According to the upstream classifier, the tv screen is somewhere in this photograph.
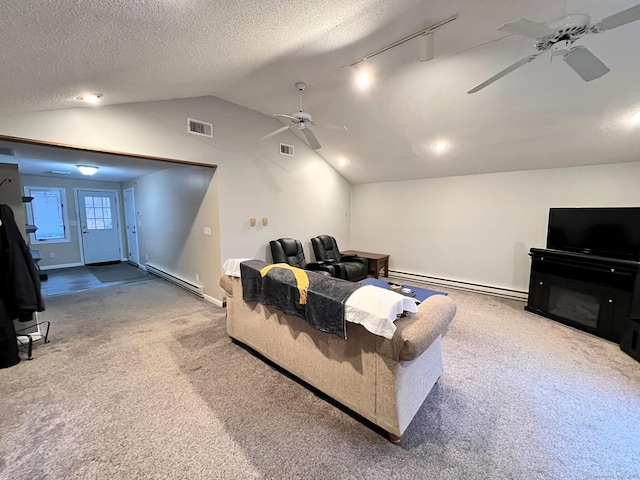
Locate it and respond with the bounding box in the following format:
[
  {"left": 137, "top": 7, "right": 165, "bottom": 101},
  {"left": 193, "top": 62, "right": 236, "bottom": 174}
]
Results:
[{"left": 547, "top": 207, "right": 640, "bottom": 261}]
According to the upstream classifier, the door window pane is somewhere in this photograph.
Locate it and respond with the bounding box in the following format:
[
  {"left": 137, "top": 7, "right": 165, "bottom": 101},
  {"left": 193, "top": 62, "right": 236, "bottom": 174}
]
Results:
[{"left": 85, "top": 196, "right": 113, "bottom": 230}]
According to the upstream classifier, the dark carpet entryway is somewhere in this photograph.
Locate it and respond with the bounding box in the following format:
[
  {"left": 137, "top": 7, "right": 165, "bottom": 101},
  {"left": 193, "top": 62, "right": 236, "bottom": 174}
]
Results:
[
  {"left": 40, "top": 262, "right": 154, "bottom": 297},
  {"left": 87, "top": 262, "right": 152, "bottom": 283}
]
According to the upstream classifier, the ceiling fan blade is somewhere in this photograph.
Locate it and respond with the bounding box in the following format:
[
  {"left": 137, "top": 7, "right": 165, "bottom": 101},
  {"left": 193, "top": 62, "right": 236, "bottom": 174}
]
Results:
[
  {"left": 467, "top": 54, "right": 540, "bottom": 94},
  {"left": 301, "top": 127, "right": 321, "bottom": 150},
  {"left": 498, "top": 19, "right": 554, "bottom": 39},
  {"left": 260, "top": 125, "right": 290, "bottom": 141},
  {"left": 562, "top": 46, "right": 610, "bottom": 82},
  {"left": 312, "top": 121, "right": 348, "bottom": 131},
  {"left": 595, "top": 4, "right": 640, "bottom": 31},
  {"left": 273, "top": 113, "right": 299, "bottom": 121}
]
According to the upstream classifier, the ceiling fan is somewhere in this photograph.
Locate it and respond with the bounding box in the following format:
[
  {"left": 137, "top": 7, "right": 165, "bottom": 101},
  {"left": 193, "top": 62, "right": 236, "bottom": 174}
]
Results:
[
  {"left": 261, "top": 82, "right": 346, "bottom": 150},
  {"left": 468, "top": 3, "right": 640, "bottom": 93}
]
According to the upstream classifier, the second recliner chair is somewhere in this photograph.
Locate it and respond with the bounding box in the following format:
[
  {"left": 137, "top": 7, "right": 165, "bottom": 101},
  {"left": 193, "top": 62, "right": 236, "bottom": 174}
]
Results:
[
  {"left": 269, "top": 238, "right": 338, "bottom": 277},
  {"left": 310, "top": 235, "right": 368, "bottom": 282}
]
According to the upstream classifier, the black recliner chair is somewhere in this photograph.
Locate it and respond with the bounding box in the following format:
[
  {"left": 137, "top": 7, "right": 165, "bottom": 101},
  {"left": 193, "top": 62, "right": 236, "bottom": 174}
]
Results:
[
  {"left": 310, "top": 235, "right": 368, "bottom": 282},
  {"left": 269, "top": 238, "right": 337, "bottom": 277}
]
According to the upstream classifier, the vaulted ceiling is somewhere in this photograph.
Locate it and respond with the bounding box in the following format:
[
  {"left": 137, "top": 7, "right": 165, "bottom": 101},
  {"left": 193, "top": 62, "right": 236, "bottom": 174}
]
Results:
[{"left": 2, "top": 0, "right": 640, "bottom": 184}]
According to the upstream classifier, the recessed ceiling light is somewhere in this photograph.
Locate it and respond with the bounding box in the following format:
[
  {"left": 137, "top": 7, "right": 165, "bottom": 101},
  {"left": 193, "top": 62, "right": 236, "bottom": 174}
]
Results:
[
  {"left": 337, "top": 157, "right": 348, "bottom": 167},
  {"left": 77, "top": 165, "right": 99, "bottom": 176},
  {"left": 355, "top": 70, "right": 371, "bottom": 89},
  {"left": 433, "top": 141, "right": 449, "bottom": 153},
  {"left": 630, "top": 112, "right": 640, "bottom": 126},
  {"left": 77, "top": 93, "right": 103, "bottom": 104}
]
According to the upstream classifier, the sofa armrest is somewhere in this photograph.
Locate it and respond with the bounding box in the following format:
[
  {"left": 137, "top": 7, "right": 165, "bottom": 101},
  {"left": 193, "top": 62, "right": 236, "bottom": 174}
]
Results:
[
  {"left": 220, "top": 275, "right": 235, "bottom": 297},
  {"left": 376, "top": 295, "right": 456, "bottom": 361}
]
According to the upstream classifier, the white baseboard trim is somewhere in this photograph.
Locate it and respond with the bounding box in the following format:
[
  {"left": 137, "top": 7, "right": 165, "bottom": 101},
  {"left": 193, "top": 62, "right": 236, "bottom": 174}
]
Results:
[
  {"left": 204, "top": 294, "right": 224, "bottom": 307},
  {"left": 39, "top": 262, "right": 83, "bottom": 271},
  {"left": 389, "top": 270, "right": 528, "bottom": 301}
]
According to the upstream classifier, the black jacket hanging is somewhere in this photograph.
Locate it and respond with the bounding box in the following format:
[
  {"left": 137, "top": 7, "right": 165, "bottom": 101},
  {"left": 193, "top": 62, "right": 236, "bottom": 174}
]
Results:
[
  {"left": 0, "top": 204, "right": 45, "bottom": 320},
  {"left": 0, "top": 295, "right": 20, "bottom": 368}
]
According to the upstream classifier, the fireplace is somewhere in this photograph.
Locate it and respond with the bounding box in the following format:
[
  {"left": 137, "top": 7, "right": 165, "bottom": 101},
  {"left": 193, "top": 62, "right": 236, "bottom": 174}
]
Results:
[
  {"left": 548, "top": 286, "right": 599, "bottom": 330},
  {"left": 525, "top": 248, "right": 639, "bottom": 342}
]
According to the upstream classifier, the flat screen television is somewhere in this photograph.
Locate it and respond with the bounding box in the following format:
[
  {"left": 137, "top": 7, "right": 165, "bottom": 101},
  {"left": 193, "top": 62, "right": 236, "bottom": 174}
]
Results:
[{"left": 547, "top": 207, "right": 640, "bottom": 261}]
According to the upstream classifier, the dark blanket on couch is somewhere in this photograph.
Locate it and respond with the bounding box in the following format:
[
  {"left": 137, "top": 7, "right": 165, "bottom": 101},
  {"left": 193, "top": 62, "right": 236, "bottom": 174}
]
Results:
[{"left": 240, "top": 259, "right": 360, "bottom": 339}]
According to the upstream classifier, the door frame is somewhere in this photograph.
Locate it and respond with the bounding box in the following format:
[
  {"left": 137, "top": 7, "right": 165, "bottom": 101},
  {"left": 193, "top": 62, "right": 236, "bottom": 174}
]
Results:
[
  {"left": 123, "top": 187, "right": 140, "bottom": 266},
  {"left": 74, "top": 187, "right": 125, "bottom": 265}
]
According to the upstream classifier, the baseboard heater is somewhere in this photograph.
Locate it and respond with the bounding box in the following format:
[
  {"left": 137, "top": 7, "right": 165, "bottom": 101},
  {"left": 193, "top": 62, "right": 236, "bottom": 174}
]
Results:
[
  {"left": 389, "top": 270, "right": 527, "bottom": 301},
  {"left": 145, "top": 263, "right": 204, "bottom": 297}
]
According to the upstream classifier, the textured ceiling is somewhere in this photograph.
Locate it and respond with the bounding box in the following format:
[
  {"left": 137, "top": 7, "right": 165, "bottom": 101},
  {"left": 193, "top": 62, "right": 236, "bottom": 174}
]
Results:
[{"left": 1, "top": 0, "right": 640, "bottom": 184}]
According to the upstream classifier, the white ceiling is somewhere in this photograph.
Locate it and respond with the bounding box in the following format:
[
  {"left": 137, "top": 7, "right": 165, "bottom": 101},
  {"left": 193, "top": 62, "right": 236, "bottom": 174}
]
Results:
[{"left": 1, "top": 0, "right": 640, "bottom": 184}]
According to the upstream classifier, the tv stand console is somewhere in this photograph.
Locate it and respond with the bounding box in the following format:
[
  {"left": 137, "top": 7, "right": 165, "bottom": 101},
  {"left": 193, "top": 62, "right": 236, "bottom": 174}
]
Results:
[{"left": 526, "top": 248, "right": 640, "bottom": 356}]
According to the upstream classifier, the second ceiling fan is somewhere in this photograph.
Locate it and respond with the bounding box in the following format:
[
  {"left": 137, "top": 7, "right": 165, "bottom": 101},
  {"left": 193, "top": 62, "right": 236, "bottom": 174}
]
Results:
[{"left": 468, "top": 3, "right": 640, "bottom": 93}]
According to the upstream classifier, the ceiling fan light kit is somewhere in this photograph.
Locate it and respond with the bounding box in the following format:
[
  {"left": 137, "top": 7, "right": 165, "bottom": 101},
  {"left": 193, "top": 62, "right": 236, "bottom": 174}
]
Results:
[{"left": 468, "top": 4, "right": 640, "bottom": 93}]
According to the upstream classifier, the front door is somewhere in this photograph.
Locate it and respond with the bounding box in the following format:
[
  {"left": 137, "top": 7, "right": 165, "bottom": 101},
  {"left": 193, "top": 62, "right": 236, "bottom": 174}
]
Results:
[
  {"left": 123, "top": 187, "right": 140, "bottom": 266},
  {"left": 76, "top": 189, "right": 121, "bottom": 264}
]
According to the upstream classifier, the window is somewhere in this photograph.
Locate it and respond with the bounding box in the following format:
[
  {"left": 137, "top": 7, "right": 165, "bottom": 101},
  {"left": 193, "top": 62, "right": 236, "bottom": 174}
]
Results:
[{"left": 24, "top": 186, "right": 70, "bottom": 243}]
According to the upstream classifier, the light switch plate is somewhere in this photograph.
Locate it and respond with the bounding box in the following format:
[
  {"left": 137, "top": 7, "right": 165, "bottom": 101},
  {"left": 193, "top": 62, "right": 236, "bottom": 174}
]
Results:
[{"left": 204, "top": 227, "right": 212, "bottom": 236}]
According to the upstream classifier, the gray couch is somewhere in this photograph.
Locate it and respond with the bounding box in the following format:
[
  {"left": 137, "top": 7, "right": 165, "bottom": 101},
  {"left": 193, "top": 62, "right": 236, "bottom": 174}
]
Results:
[{"left": 220, "top": 273, "right": 457, "bottom": 442}]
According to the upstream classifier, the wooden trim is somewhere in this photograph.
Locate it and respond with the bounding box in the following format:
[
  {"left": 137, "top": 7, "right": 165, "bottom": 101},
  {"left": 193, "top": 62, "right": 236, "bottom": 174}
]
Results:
[{"left": 0, "top": 134, "right": 217, "bottom": 169}]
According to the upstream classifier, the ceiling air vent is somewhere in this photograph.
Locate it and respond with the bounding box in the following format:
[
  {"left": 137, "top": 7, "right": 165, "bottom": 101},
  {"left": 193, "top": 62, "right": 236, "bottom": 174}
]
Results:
[
  {"left": 280, "top": 143, "right": 294, "bottom": 156},
  {"left": 187, "top": 118, "right": 213, "bottom": 138}
]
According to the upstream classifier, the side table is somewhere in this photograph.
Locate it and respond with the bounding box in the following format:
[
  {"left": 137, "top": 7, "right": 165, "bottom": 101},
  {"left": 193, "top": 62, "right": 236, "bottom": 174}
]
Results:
[{"left": 341, "top": 250, "right": 390, "bottom": 279}]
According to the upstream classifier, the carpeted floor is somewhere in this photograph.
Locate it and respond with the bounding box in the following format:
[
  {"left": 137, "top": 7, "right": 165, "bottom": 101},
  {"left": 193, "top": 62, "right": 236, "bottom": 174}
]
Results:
[{"left": 1, "top": 279, "right": 638, "bottom": 479}]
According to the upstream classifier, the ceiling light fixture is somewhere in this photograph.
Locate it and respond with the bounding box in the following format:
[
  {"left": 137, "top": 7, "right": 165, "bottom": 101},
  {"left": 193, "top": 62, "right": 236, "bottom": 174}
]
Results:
[
  {"left": 77, "top": 165, "right": 99, "bottom": 176},
  {"left": 630, "top": 112, "right": 640, "bottom": 126},
  {"left": 77, "top": 93, "right": 103, "bottom": 104},
  {"left": 433, "top": 142, "right": 449, "bottom": 153},
  {"left": 419, "top": 33, "right": 435, "bottom": 62},
  {"left": 337, "top": 157, "right": 348, "bottom": 167},
  {"left": 356, "top": 70, "right": 371, "bottom": 89},
  {"left": 347, "top": 14, "right": 457, "bottom": 68}
]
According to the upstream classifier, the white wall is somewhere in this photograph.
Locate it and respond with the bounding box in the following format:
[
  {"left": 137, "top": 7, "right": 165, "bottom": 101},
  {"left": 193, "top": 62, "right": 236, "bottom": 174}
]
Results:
[
  {"left": 122, "top": 164, "right": 220, "bottom": 296},
  {"left": 352, "top": 162, "right": 640, "bottom": 293},
  {"left": 0, "top": 96, "right": 352, "bottom": 301}
]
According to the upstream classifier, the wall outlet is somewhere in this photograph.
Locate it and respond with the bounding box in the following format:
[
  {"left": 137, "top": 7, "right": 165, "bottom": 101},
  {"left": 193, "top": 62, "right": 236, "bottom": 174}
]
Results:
[
  {"left": 195, "top": 273, "right": 200, "bottom": 282},
  {"left": 145, "top": 254, "right": 149, "bottom": 261},
  {"left": 250, "top": 218, "right": 256, "bottom": 227},
  {"left": 262, "top": 217, "right": 268, "bottom": 226},
  {"left": 204, "top": 227, "right": 212, "bottom": 236},
  {"left": 49, "top": 252, "right": 55, "bottom": 258}
]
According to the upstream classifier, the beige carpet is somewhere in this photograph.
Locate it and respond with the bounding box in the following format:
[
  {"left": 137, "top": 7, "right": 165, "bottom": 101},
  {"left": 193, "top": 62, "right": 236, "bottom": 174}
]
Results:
[{"left": 1, "top": 278, "right": 639, "bottom": 479}]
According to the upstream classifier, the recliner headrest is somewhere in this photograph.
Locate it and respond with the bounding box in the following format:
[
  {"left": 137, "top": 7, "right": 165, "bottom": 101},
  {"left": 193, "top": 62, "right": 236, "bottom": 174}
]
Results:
[{"left": 279, "top": 238, "right": 300, "bottom": 256}]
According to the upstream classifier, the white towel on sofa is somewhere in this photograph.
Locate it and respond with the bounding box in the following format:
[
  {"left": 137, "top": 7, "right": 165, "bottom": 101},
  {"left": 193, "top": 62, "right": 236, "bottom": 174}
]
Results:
[
  {"left": 222, "top": 258, "right": 417, "bottom": 339},
  {"left": 344, "top": 285, "right": 418, "bottom": 339}
]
